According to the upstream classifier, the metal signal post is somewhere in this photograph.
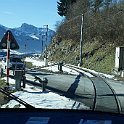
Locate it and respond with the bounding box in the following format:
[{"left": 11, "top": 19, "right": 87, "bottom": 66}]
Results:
[
  {"left": 43, "top": 25, "right": 48, "bottom": 51},
  {"left": 0, "top": 30, "right": 19, "bottom": 89}
]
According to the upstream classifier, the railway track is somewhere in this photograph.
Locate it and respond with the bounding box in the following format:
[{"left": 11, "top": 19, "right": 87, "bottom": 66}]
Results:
[{"left": 65, "top": 64, "right": 122, "bottom": 114}]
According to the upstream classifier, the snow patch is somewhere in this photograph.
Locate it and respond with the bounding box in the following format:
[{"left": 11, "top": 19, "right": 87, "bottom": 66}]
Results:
[
  {"left": 25, "top": 57, "right": 79, "bottom": 75},
  {"left": 25, "top": 57, "right": 116, "bottom": 77},
  {"left": 82, "top": 67, "right": 115, "bottom": 79},
  {"left": 1, "top": 76, "right": 89, "bottom": 109},
  {"left": 30, "top": 35, "right": 39, "bottom": 40}
]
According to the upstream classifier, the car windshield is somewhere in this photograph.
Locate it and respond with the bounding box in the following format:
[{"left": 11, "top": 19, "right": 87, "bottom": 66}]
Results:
[{"left": 0, "top": 0, "right": 124, "bottom": 116}]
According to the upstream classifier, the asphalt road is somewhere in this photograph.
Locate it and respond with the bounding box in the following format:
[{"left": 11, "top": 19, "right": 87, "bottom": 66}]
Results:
[
  {"left": 26, "top": 70, "right": 124, "bottom": 114},
  {"left": 91, "top": 77, "right": 120, "bottom": 113},
  {"left": 2, "top": 68, "right": 124, "bottom": 113},
  {"left": 26, "top": 71, "right": 95, "bottom": 107}
]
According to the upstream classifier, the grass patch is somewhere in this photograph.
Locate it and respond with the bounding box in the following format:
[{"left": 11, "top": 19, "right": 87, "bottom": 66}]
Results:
[
  {"left": 47, "top": 39, "right": 116, "bottom": 74},
  {"left": 0, "top": 79, "right": 9, "bottom": 107},
  {"left": 25, "top": 62, "right": 33, "bottom": 69},
  {"left": 0, "top": 78, "right": 6, "bottom": 88},
  {"left": 82, "top": 41, "right": 115, "bottom": 74}
]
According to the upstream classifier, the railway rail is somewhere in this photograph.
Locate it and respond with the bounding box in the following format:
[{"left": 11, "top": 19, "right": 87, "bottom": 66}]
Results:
[{"left": 64, "top": 64, "right": 122, "bottom": 114}]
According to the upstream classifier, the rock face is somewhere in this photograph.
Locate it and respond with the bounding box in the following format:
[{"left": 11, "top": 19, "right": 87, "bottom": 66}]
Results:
[{"left": 0, "top": 23, "right": 55, "bottom": 54}]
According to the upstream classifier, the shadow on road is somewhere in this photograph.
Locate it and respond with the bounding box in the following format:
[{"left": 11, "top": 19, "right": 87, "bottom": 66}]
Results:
[{"left": 64, "top": 73, "right": 81, "bottom": 98}]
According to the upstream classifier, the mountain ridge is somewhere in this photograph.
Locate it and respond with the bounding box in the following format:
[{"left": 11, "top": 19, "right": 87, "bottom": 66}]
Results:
[{"left": 0, "top": 23, "right": 55, "bottom": 54}]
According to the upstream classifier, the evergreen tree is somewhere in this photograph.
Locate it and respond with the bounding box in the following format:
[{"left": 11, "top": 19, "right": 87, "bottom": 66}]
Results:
[
  {"left": 57, "top": 0, "right": 67, "bottom": 16},
  {"left": 90, "top": 0, "right": 103, "bottom": 12},
  {"left": 94, "top": 0, "right": 103, "bottom": 12},
  {"left": 104, "top": 0, "right": 112, "bottom": 9},
  {"left": 57, "top": 0, "right": 76, "bottom": 16}
]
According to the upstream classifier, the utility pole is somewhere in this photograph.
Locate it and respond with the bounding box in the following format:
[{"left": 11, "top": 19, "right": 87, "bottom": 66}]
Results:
[
  {"left": 43, "top": 25, "right": 48, "bottom": 51},
  {"left": 39, "top": 33, "right": 43, "bottom": 53},
  {"left": 43, "top": 25, "right": 48, "bottom": 66},
  {"left": 79, "top": 14, "right": 84, "bottom": 67},
  {"left": 41, "top": 35, "right": 44, "bottom": 53}
]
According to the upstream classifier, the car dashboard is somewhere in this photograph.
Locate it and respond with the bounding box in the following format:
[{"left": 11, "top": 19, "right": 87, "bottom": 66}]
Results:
[{"left": 0, "top": 109, "right": 124, "bottom": 124}]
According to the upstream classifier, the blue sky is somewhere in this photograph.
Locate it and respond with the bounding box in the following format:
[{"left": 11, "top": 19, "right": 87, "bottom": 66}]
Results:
[{"left": 0, "top": 0, "right": 63, "bottom": 30}]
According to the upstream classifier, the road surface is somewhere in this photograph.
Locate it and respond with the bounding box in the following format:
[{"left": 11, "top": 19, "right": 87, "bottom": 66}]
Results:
[{"left": 26, "top": 70, "right": 124, "bottom": 114}]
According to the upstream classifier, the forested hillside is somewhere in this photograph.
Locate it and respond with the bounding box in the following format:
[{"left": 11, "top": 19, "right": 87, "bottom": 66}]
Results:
[
  {"left": 46, "top": 0, "right": 124, "bottom": 74},
  {"left": 56, "top": 0, "right": 124, "bottom": 44}
]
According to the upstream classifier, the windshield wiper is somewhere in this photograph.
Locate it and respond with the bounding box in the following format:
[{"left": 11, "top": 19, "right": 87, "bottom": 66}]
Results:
[{"left": 0, "top": 88, "right": 34, "bottom": 108}]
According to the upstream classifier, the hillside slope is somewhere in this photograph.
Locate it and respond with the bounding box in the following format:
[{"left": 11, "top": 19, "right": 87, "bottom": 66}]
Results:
[
  {"left": 47, "top": 38, "right": 116, "bottom": 74},
  {"left": 45, "top": 0, "right": 124, "bottom": 74}
]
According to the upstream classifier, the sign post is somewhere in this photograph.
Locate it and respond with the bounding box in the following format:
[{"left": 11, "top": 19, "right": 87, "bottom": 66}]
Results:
[{"left": 0, "top": 30, "right": 19, "bottom": 89}]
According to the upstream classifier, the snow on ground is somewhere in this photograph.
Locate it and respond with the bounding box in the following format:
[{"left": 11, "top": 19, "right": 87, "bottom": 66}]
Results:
[
  {"left": 25, "top": 57, "right": 115, "bottom": 78},
  {"left": 2, "top": 89, "right": 89, "bottom": 109},
  {"left": 82, "top": 67, "right": 115, "bottom": 79},
  {"left": 42, "top": 65, "right": 79, "bottom": 75},
  {"left": 25, "top": 57, "right": 79, "bottom": 75},
  {"left": 25, "top": 57, "right": 45, "bottom": 67},
  {"left": 1, "top": 77, "right": 89, "bottom": 109}
]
